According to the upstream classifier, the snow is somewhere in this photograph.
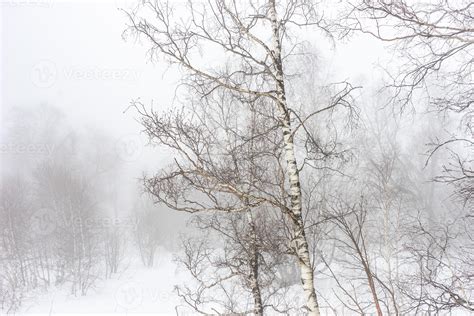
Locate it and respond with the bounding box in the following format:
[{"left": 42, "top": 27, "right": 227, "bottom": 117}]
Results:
[{"left": 16, "top": 250, "right": 186, "bottom": 315}]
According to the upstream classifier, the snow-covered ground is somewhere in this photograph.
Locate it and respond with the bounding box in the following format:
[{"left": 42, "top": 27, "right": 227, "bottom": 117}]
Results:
[{"left": 16, "top": 250, "right": 186, "bottom": 315}]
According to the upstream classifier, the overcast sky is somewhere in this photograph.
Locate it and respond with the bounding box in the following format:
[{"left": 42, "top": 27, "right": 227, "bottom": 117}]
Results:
[
  {"left": 1, "top": 0, "right": 391, "bottom": 177},
  {"left": 3, "top": 0, "right": 181, "bottom": 134}
]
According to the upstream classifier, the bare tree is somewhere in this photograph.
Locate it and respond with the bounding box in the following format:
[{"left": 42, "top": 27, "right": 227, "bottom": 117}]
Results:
[
  {"left": 343, "top": 0, "right": 473, "bottom": 206},
  {"left": 172, "top": 99, "right": 311, "bottom": 315},
  {"left": 34, "top": 161, "right": 102, "bottom": 296},
  {"left": 322, "top": 197, "right": 386, "bottom": 316},
  {"left": 335, "top": 3, "right": 474, "bottom": 312},
  {"left": 0, "top": 105, "right": 138, "bottom": 309},
  {"left": 103, "top": 226, "right": 126, "bottom": 278},
  {"left": 0, "top": 176, "right": 33, "bottom": 313},
  {"left": 124, "top": 1, "right": 356, "bottom": 313},
  {"left": 318, "top": 101, "right": 474, "bottom": 315},
  {"left": 399, "top": 211, "right": 474, "bottom": 313},
  {"left": 175, "top": 207, "right": 295, "bottom": 315},
  {"left": 133, "top": 195, "right": 163, "bottom": 268}
]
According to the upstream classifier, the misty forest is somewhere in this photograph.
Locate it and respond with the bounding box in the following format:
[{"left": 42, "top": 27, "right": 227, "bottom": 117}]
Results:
[{"left": 1, "top": 0, "right": 473, "bottom": 315}]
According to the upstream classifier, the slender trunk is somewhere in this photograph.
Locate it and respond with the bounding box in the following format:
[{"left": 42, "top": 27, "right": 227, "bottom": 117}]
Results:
[
  {"left": 364, "top": 262, "right": 383, "bottom": 316},
  {"left": 245, "top": 109, "right": 264, "bottom": 316},
  {"left": 148, "top": 247, "right": 154, "bottom": 267},
  {"left": 268, "top": 1, "right": 320, "bottom": 314},
  {"left": 8, "top": 208, "right": 26, "bottom": 286},
  {"left": 350, "top": 232, "right": 383, "bottom": 316},
  {"left": 246, "top": 211, "right": 264, "bottom": 316},
  {"left": 382, "top": 200, "right": 400, "bottom": 315}
]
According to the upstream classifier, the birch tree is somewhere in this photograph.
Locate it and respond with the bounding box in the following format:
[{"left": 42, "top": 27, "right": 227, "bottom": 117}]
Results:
[
  {"left": 173, "top": 107, "right": 303, "bottom": 315},
  {"left": 175, "top": 208, "right": 293, "bottom": 315},
  {"left": 125, "top": 1, "right": 356, "bottom": 314}
]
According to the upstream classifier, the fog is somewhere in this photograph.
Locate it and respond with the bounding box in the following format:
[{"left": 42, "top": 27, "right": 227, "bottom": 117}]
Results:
[{"left": 1, "top": 0, "right": 472, "bottom": 315}]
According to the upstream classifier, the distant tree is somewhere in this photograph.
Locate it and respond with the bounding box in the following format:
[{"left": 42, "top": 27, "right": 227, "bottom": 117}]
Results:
[
  {"left": 338, "top": 3, "right": 474, "bottom": 312},
  {"left": 1, "top": 105, "right": 130, "bottom": 307},
  {"left": 103, "top": 226, "right": 126, "bottom": 278},
  {"left": 320, "top": 102, "right": 474, "bottom": 315},
  {"left": 345, "top": 0, "right": 473, "bottom": 206},
  {"left": 133, "top": 195, "right": 163, "bottom": 268},
  {"left": 34, "top": 161, "right": 101, "bottom": 296},
  {"left": 400, "top": 211, "right": 474, "bottom": 313},
  {"left": 0, "top": 176, "right": 32, "bottom": 313}
]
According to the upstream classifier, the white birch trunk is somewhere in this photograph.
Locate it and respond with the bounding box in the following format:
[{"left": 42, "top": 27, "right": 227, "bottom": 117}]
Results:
[
  {"left": 246, "top": 110, "right": 264, "bottom": 316},
  {"left": 268, "top": 1, "right": 320, "bottom": 314},
  {"left": 246, "top": 211, "right": 264, "bottom": 316}
]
